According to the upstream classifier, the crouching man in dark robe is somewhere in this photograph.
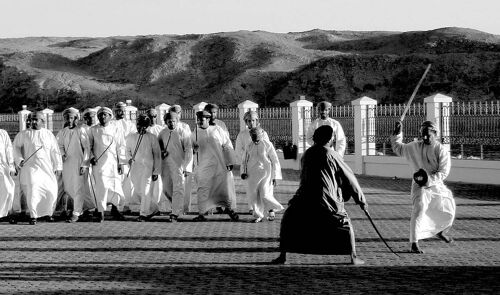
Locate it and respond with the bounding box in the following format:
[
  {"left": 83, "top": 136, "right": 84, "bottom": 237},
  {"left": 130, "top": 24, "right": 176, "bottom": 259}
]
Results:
[{"left": 272, "top": 125, "right": 367, "bottom": 265}]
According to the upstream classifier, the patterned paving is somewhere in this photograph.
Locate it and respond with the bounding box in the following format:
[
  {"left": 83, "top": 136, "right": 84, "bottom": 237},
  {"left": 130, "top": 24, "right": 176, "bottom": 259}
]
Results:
[{"left": 0, "top": 169, "right": 498, "bottom": 294}]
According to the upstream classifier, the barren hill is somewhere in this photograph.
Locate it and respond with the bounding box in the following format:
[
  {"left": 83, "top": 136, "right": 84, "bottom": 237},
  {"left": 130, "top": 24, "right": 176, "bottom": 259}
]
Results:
[{"left": 0, "top": 27, "right": 499, "bottom": 111}]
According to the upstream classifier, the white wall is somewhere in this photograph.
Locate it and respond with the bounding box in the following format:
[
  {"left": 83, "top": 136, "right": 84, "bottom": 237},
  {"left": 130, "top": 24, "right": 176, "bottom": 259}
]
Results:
[{"left": 278, "top": 152, "right": 500, "bottom": 185}]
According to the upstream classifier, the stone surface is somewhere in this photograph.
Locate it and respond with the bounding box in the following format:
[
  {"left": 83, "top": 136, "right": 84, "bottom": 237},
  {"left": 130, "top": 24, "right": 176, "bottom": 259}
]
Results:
[{"left": 0, "top": 169, "right": 498, "bottom": 294}]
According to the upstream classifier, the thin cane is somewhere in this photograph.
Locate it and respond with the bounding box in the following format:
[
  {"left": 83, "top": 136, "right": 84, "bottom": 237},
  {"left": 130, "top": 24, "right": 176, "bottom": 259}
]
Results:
[
  {"left": 95, "top": 138, "right": 114, "bottom": 163},
  {"left": 363, "top": 208, "right": 400, "bottom": 257},
  {"left": 195, "top": 126, "right": 199, "bottom": 166},
  {"left": 22, "top": 146, "right": 43, "bottom": 166},
  {"left": 400, "top": 64, "right": 432, "bottom": 122},
  {"left": 78, "top": 131, "right": 99, "bottom": 210},
  {"left": 127, "top": 132, "right": 144, "bottom": 177}
]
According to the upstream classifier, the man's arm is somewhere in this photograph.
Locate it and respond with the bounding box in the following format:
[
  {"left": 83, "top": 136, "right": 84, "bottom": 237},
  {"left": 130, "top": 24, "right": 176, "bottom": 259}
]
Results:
[
  {"left": 334, "top": 121, "right": 346, "bottom": 156},
  {"left": 181, "top": 129, "right": 193, "bottom": 174},
  {"left": 427, "top": 144, "right": 451, "bottom": 186},
  {"left": 305, "top": 120, "right": 316, "bottom": 147},
  {"left": 390, "top": 121, "right": 406, "bottom": 157}
]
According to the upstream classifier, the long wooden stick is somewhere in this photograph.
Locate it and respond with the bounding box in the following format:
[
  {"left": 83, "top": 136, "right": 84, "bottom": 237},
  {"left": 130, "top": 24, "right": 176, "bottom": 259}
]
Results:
[{"left": 400, "top": 64, "right": 432, "bottom": 122}]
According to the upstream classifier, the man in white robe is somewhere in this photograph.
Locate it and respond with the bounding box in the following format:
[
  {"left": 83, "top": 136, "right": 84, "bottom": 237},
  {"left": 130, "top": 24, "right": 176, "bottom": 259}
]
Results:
[
  {"left": 13, "top": 111, "right": 63, "bottom": 225},
  {"left": 391, "top": 120, "right": 455, "bottom": 253},
  {"left": 56, "top": 108, "right": 89, "bottom": 223},
  {"left": 204, "top": 103, "right": 229, "bottom": 136},
  {"left": 80, "top": 107, "right": 99, "bottom": 216},
  {"left": 126, "top": 114, "right": 162, "bottom": 222},
  {"left": 112, "top": 101, "right": 136, "bottom": 214},
  {"left": 305, "top": 101, "right": 346, "bottom": 156},
  {"left": 0, "top": 128, "right": 16, "bottom": 221},
  {"left": 204, "top": 103, "right": 232, "bottom": 214},
  {"left": 191, "top": 111, "right": 239, "bottom": 222},
  {"left": 85, "top": 107, "right": 126, "bottom": 222},
  {"left": 240, "top": 127, "right": 283, "bottom": 223},
  {"left": 235, "top": 110, "right": 271, "bottom": 213},
  {"left": 169, "top": 105, "right": 195, "bottom": 213},
  {"left": 159, "top": 112, "right": 193, "bottom": 221},
  {"left": 145, "top": 108, "right": 168, "bottom": 214}
]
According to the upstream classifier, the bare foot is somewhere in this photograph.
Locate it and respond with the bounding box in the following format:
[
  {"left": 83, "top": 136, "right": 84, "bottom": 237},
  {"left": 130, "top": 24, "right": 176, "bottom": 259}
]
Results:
[
  {"left": 271, "top": 254, "right": 286, "bottom": 264},
  {"left": 350, "top": 255, "right": 365, "bottom": 265},
  {"left": 437, "top": 231, "right": 454, "bottom": 243},
  {"left": 410, "top": 242, "right": 424, "bottom": 254}
]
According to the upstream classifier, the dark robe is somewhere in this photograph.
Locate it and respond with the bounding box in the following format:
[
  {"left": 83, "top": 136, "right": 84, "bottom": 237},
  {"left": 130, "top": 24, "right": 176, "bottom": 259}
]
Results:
[{"left": 279, "top": 144, "right": 366, "bottom": 255}]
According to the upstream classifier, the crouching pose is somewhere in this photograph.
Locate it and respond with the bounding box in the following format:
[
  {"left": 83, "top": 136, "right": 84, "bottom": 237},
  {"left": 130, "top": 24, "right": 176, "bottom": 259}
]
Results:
[
  {"left": 126, "top": 114, "right": 161, "bottom": 222},
  {"left": 13, "top": 111, "right": 63, "bottom": 225},
  {"left": 272, "top": 125, "right": 367, "bottom": 265},
  {"left": 240, "top": 127, "right": 283, "bottom": 223},
  {"left": 391, "top": 120, "right": 455, "bottom": 253}
]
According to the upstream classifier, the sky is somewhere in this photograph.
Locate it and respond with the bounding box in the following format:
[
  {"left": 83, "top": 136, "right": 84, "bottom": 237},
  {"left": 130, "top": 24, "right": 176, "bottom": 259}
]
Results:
[{"left": 0, "top": 0, "right": 499, "bottom": 38}]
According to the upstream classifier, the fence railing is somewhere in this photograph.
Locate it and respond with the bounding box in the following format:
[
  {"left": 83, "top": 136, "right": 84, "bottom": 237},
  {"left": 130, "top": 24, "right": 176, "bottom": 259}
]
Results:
[
  {"left": 370, "top": 103, "right": 427, "bottom": 155},
  {"left": 1, "top": 95, "right": 499, "bottom": 161},
  {"left": 444, "top": 101, "right": 500, "bottom": 160},
  {"left": 257, "top": 107, "right": 292, "bottom": 149}
]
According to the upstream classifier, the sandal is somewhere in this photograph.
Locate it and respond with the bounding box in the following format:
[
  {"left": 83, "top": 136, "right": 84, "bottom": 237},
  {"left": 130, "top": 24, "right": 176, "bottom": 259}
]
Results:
[
  {"left": 192, "top": 215, "right": 207, "bottom": 222},
  {"left": 253, "top": 217, "right": 263, "bottom": 223},
  {"left": 226, "top": 209, "right": 239, "bottom": 221}
]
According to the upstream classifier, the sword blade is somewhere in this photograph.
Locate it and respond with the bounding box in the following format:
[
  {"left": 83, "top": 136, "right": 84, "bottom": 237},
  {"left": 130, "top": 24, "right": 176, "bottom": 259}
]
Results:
[
  {"left": 363, "top": 209, "right": 400, "bottom": 257},
  {"left": 400, "top": 64, "right": 432, "bottom": 122}
]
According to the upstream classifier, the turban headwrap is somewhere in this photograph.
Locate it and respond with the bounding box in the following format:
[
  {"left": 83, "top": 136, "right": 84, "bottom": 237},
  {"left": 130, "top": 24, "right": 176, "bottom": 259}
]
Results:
[
  {"left": 317, "top": 101, "right": 332, "bottom": 109},
  {"left": 62, "top": 107, "right": 80, "bottom": 119},
  {"left": 421, "top": 120, "right": 439, "bottom": 134},
  {"left": 243, "top": 110, "right": 259, "bottom": 122},
  {"left": 97, "top": 107, "right": 114, "bottom": 119},
  {"left": 114, "top": 101, "right": 127, "bottom": 109},
  {"left": 196, "top": 110, "right": 211, "bottom": 119},
  {"left": 169, "top": 105, "right": 182, "bottom": 113},
  {"left": 82, "top": 107, "right": 97, "bottom": 117},
  {"left": 146, "top": 108, "right": 157, "bottom": 117}
]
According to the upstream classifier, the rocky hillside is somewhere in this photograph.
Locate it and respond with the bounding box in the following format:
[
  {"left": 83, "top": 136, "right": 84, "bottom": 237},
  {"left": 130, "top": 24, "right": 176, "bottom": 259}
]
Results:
[{"left": 0, "top": 27, "right": 499, "bottom": 111}]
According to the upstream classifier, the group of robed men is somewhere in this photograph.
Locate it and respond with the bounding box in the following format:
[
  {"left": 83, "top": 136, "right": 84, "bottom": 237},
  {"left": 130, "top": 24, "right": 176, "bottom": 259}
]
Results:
[
  {"left": 0, "top": 99, "right": 456, "bottom": 264},
  {"left": 0, "top": 102, "right": 284, "bottom": 226}
]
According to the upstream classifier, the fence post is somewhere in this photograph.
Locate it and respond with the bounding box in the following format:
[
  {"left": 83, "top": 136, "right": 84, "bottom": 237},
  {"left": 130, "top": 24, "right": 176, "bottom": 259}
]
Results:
[
  {"left": 18, "top": 105, "right": 31, "bottom": 131},
  {"left": 351, "top": 96, "right": 377, "bottom": 174},
  {"left": 237, "top": 100, "right": 259, "bottom": 132},
  {"left": 424, "top": 93, "right": 452, "bottom": 151},
  {"left": 155, "top": 103, "right": 171, "bottom": 126},
  {"left": 40, "top": 108, "right": 54, "bottom": 131},
  {"left": 193, "top": 102, "right": 207, "bottom": 112},
  {"left": 290, "top": 95, "right": 313, "bottom": 156},
  {"left": 125, "top": 99, "right": 138, "bottom": 122}
]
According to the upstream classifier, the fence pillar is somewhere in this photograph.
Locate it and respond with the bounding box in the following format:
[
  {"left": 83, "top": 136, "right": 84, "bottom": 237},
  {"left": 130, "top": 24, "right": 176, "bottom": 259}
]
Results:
[
  {"left": 18, "top": 105, "right": 31, "bottom": 131},
  {"left": 193, "top": 102, "right": 207, "bottom": 112},
  {"left": 237, "top": 100, "right": 259, "bottom": 131},
  {"left": 40, "top": 108, "right": 54, "bottom": 131},
  {"left": 351, "top": 96, "right": 377, "bottom": 174},
  {"left": 424, "top": 93, "right": 452, "bottom": 151},
  {"left": 125, "top": 99, "right": 138, "bottom": 122},
  {"left": 155, "top": 103, "right": 171, "bottom": 126},
  {"left": 290, "top": 95, "right": 313, "bottom": 156}
]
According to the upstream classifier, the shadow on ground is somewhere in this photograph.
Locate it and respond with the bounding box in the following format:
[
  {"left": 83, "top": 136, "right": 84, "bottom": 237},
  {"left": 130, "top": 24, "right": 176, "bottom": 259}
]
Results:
[{"left": 0, "top": 265, "right": 498, "bottom": 294}]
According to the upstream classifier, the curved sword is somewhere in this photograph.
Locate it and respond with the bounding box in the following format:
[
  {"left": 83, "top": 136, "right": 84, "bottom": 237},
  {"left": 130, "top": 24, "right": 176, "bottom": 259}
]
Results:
[{"left": 363, "top": 208, "right": 400, "bottom": 257}]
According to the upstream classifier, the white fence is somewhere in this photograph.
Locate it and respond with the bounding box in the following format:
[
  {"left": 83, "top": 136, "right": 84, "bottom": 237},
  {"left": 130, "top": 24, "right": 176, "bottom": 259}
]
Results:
[{"left": 1, "top": 94, "right": 499, "bottom": 185}]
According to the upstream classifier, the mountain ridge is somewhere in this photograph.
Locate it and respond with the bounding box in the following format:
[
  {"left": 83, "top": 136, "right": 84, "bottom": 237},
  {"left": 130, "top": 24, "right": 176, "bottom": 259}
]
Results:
[{"left": 0, "top": 27, "right": 499, "bottom": 112}]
